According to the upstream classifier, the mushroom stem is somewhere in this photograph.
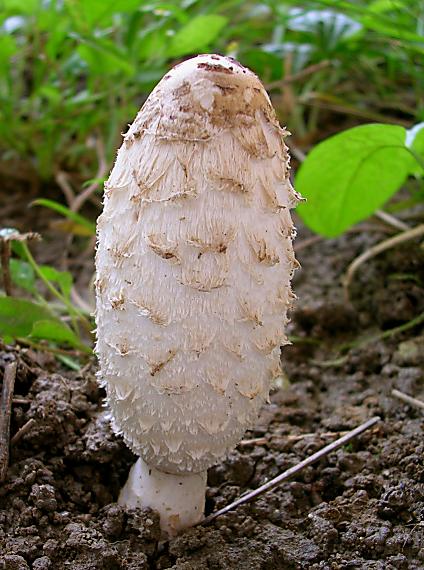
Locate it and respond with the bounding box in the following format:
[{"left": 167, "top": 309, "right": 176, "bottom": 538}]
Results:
[{"left": 118, "top": 457, "right": 207, "bottom": 537}]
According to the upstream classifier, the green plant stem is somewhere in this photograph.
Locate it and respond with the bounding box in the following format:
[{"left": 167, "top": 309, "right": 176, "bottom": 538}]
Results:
[
  {"left": 314, "top": 310, "right": 424, "bottom": 367},
  {"left": 21, "top": 242, "right": 92, "bottom": 337},
  {"left": 288, "top": 335, "right": 321, "bottom": 345},
  {"left": 385, "top": 194, "right": 424, "bottom": 214}
]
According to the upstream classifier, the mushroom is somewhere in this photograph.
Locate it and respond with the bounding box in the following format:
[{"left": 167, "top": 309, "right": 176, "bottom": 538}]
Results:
[{"left": 95, "top": 54, "right": 299, "bottom": 538}]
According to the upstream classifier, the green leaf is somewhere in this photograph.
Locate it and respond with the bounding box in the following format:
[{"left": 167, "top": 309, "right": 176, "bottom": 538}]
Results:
[
  {"left": 39, "top": 266, "right": 73, "bottom": 299},
  {"left": 2, "top": 0, "right": 39, "bottom": 14},
  {"left": 367, "top": 0, "right": 407, "bottom": 13},
  {"left": 65, "top": 0, "right": 143, "bottom": 28},
  {"left": 9, "top": 259, "right": 36, "bottom": 294},
  {"left": 29, "top": 319, "right": 82, "bottom": 348},
  {"left": 0, "top": 36, "right": 17, "bottom": 72},
  {"left": 31, "top": 199, "right": 95, "bottom": 234},
  {"left": 56, "top": 353, "right": 83, "bottom": 371},
  {"left": 168, "top": 14, "right": 228, "bottom": 57},
  {"left": 76, "top": 37, "right": 134, "bottom": 76},
  {"left": 296, "top": 124, "right": 415, "bottom": 237},
  {"left": 406, "top": 122, "right": 424, "bottom": 176},
  {"left": 138, "top": 27, "right": 168, "bottom": 60},
  {"left": 0, "top": 297, "right": 87, "bottom": 350},
  {"left": 359, "top": 14, "right": 424, "bottom": 43},
  {"left": 0, "top": 296, "right": 56, "bottom": 337}
]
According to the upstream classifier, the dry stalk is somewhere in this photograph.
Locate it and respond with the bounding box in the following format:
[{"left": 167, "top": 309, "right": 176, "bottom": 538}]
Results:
[
  {"left": 202, "top": 416, "right": 381, "bottom": 525},
  {"left": 239, "top": 430, "right": 350, "bottom": 447},
  {"left": 71, "top": 136, "right": 107, "bottom": 213},
  {"left": 55, "top": 136, "right": 106, "bottom": 269},
  {"left": 391, "top": 389, "right": 424, "bottom": 411},
  {"left": 298, "top": 94, "right": 410, "bottom": 126},
  {"left": 265, "top": 60, "right": 331, "bottom": 91},
  {"left": 56, "top": 136, "right": 107, "bottom": 212},
  {"left": 12, "top": 397, "right": 30, "bottom": 405},
  {"left": 1, "top": 240, "right": 12, "bottom": 296},
  {"left": 55, "top": 170, "right": 75, "bottom": 207},
  {"left": 11, "top": 418, "right": 37, "bottom": 445},
  {"left": 0, "top": 361, "right": 18, "bottom": 481},
  {"left": 343, "top": 224, "right": 424, "bottom": 298},
  {"left": 374, "top": 210, "right": 409, "bottom": 232}
]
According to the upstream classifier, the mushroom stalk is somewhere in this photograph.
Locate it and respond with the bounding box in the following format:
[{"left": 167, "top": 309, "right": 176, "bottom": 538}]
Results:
[
  {"left": 95, "top": 54, "right": 299, "bottom": 538},
  {"left": 119, "top": 458, "right": 206, "bottom": 536}
]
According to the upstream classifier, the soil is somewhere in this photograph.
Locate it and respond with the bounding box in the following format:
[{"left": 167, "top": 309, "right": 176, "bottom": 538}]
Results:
[{"left": 1, "top": 218, "right": 423, "bottom": 569}]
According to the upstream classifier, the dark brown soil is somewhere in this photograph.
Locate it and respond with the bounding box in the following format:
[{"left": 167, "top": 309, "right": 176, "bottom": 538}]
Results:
[{"left": 1, "top": 222, "right": 423, "bottom": 569}]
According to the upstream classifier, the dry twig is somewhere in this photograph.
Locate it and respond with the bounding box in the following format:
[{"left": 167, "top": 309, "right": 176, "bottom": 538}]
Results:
[
  {"left": 391, "top": 389, "right": 424, "bottom": 411},
  {"left": 239, "top": 430, "right": 350, "bottom": 447},
  {"left": 286, "top": 139, "right": 306, "bottom": 163},
  {"left": 12, "top": 397, "right": 30, "bottom": 405},
  {"left": 0, "top": 361, "right": 18, "bottom": 481},
  {"left": 266, "top": 60, "right": 331, "bottom": 91},
  {"left": 294, "top": 235, "right": 323, "bottom": 252},
  {"left": 202, "top": 416, "right": 381, "bottom": 525},
  {"left": 72, "top": 137, "right": 107, "bottom": 213},
  {"left": 55, "top": 170, "right": 75, "bottom": 207},
  {"left": 56, "top": 136, "right": 107, "bottom": 214},
  {"left": 0, "top": 239, "right": 12, "bottom": 296},
  {"left": 298, "top": 94, "right": 410, "bottom": 126},
  {"left": 11, "top": 418, "right": 36, "bottom": 445},
  {"left": 374, "top": 210, "right": 409, "bottom": 232},
  {"left": 343, "top": 224, "right": 424, "bottom": 298}
]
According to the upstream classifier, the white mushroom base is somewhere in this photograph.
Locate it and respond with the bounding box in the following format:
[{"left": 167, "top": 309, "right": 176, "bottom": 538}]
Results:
[{"left": 118, "top": 457, "right": 207, "bottom": 537}]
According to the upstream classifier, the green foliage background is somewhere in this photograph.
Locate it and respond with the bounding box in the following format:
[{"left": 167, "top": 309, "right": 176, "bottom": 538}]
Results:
[
  {"left": 1, "top": 0, "right": 423, "bottom": 179},
  {"left": 0, "top": 0, "right": 423, "bottom": 356}
]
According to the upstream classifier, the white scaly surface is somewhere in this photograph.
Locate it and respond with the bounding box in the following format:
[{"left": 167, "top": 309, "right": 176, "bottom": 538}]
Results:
[{"left": 95, "top": 54, "right": 299, "bottom": 476}]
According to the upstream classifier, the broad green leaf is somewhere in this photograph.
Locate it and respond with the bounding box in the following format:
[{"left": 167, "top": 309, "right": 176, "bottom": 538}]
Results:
[
  {"left": 367, "top": 0, "right": 407, "bottom": 13},
  {"left": 0, "top": 296, "right": 57, "bottom": 337},
  {"left": 10, "top": 240, "right": 26, "bottom": 259},
  {"left": 0, "top": 36, "right": 17, "bottom": 72},
  {"left": 2, "top": 0, "right": 39, "bottom": 14},
  {"left": 65, "top": 0, "right": 115, "bottom": 27},
  {"left": 168, "top": 15, "right": 227, "bottom": 57},
  {"left": 405, "top": 122, "right": 424, "bottom": 150},
  {"left": 31, "top": 199, "right": 95, "bottom": 234},
  {"left": 406, "top": 122, "right": 424, "bottom": 176},
  {"left": 0, "top": 297, "right": 88, "bottom": 350},
  {"left": 360, "top": 16, "right": 424, "bottom": 44},
  {"left": 65, "top": 0, "right": 142, "bottom": 28},
  {"left": 296, "top": 124, "right": 415, "bottom": 237},
  {"left": 36, "top": 85, "right": 62, "bottom": 105},
  {"left": 242, "top": 48, "right": 288, "bottom": 81},
  {"left": 77, "top": 40, "right": 134, "bottom": 76},
  {"left": 138, "top": 27, "right": 168, "bottom": 60},
  {"left": 39, "top": 266, "right": 73, "bottom": 299},
  {"left": 30, "top": 319, "right": 83, "bottom": 349},
  {"left": 9, "top": 259, "right": 36, "bottom": 293}
]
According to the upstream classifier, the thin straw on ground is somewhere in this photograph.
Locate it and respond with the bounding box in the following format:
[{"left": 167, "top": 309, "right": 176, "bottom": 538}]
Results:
[
  {"left": 391, "top": 389, "right": 424, "bottom": 411},
  {"left": 202, "top": 416, "right": 381, "bottom": 525}
]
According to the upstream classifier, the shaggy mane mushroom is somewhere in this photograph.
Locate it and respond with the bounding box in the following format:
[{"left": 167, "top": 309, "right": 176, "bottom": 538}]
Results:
[{"left": 95, "top": 53, "right": 299, "bottom": 538}]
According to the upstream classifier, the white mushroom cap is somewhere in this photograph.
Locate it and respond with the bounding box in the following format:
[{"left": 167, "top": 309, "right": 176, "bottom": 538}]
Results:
[{"left": 95, "top": 54, "right": 299, "bottom": 475}]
